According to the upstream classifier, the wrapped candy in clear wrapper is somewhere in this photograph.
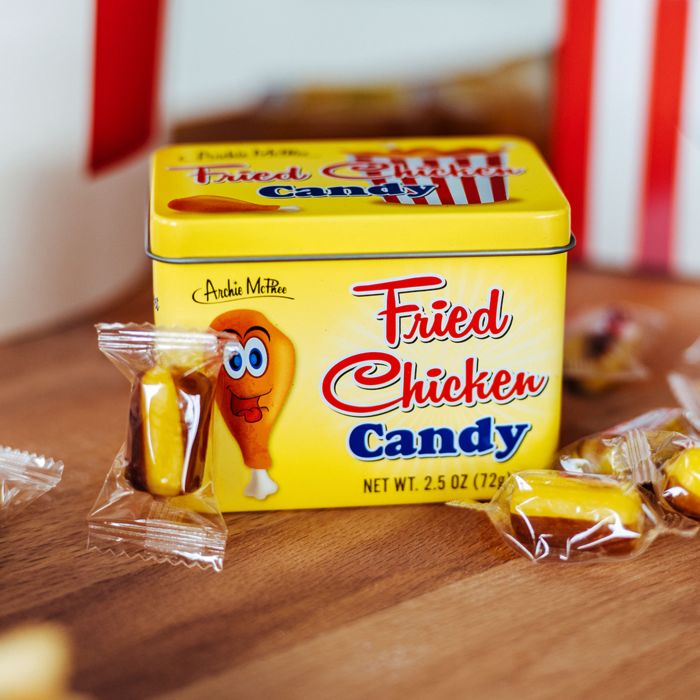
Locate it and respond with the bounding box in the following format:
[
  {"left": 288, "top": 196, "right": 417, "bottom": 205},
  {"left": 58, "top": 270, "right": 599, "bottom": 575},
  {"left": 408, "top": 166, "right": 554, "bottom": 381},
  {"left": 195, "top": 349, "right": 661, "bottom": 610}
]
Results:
[
  {"left": 89, "top": 324, "right": 242, "bottom": 572},
  {"left": 0, "top": 447, "right": 63, "bottom": 522},
  {"left": 555, "top": 407, "right": 699, "bottom": 476},
  {"left": 620, "top": 429, "right": 700, "bottom": 522},
  {"left": 448, "top": 470, "right": 697, "bottom": 563},
  {"left": 555, "top": 412, "right": 700, "bottom": 522},
  {"left": 563, "top": 305, "right": 663, "bottom": 393},
  {"left": 457, "top": 407, "right": 700, "bottom": 563},
  {"left": 656, "top": 443, "right": 700, "bottom": 519},
  {"left": 658, "top": 371, "right": 700, "bottom": 518}
]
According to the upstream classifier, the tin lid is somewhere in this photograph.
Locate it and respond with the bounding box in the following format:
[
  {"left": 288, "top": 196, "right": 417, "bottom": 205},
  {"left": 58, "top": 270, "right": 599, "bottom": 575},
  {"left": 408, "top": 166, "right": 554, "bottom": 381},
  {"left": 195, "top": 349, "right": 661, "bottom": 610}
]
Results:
[{"left": 149, "top": 136, "right": 570, "bottom": 261}]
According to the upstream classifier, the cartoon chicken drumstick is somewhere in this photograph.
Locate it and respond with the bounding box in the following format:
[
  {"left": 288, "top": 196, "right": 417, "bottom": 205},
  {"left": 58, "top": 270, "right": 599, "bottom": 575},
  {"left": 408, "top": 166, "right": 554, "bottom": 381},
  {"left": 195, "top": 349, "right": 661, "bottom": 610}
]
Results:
[{"left": 210, "top": 310, "right": 295, "bottom": 500}]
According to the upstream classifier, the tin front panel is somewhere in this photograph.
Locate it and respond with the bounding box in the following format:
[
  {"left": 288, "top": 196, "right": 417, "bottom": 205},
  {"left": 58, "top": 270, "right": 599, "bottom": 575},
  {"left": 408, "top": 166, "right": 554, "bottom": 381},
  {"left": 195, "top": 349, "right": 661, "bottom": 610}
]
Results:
[{"left": 153, "top": 254, "right": 566, "bottom": 510}]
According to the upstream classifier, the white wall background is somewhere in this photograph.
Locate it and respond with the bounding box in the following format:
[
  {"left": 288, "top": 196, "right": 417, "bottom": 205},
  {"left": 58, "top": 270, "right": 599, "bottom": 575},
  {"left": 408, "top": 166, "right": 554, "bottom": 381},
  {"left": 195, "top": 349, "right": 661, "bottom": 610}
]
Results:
[{"left": 162, "top": 0, "right": 560, "bottom": 126}]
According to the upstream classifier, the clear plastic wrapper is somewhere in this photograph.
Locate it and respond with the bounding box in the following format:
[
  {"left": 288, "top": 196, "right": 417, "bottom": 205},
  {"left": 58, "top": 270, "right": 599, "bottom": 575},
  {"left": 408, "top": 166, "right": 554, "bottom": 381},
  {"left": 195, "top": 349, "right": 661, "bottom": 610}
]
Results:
[
  {"left": 449, "top": 470, "right": 696, "bottom": 563},
  {"left": 555, "top": 407, "right": 699, "bottom": 476},
  {"left": 563, "top": 304, "right": 663, "bottom": 393},
  {"left": 557, "top": 417, "right": 700, "bottom": 523},
  {"left": 668, "top": 370, "right": 700, "bottom": 430},
  {"left": 657, "top": 442, "right": 700, "bottom": 520},
  {"left": 660, "top": 371, "right": 700, "bottom": 518},
  {"left": 621, "top": 429, "right": 700, "bottom": 522},
  {"left": 683, "top": 336, "right": 700, "bottom": 364},
  {"left": 89, "top": 324, "right": 240, "bottom": 572},
  {"left": 0, "top": 446, "right": 63, "bottom": 522}
]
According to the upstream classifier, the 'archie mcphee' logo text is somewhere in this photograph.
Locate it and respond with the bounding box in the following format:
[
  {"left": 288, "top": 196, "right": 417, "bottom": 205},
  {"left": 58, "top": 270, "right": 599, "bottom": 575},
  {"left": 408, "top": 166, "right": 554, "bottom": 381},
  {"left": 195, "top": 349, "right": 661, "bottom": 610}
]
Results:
[{"left": 321, "top": 275, "right": 548, "bottom": 463}]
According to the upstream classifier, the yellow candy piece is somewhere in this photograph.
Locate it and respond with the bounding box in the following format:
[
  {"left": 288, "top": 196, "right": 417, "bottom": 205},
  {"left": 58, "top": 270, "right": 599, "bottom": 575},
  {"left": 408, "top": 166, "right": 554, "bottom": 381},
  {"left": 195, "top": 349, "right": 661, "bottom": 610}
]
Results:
[
  {"left": 663, "top": 447, "right": 700, "bottom": 518},
  {"left": 140, "top": 365, "right": 186, "bottom": 497},
  {"left": 509, "top": 471, "right": 643, "bottom": 525},
  {"left": 503, "top": 471, "right": 648, "bottom": 559}
]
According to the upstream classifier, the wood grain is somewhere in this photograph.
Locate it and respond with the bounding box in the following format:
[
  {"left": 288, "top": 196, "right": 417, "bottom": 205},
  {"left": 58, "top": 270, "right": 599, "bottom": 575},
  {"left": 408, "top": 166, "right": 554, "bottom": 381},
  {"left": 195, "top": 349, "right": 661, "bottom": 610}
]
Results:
[{"left": 1, "top": 269, "right": 699, "bottom": 700}]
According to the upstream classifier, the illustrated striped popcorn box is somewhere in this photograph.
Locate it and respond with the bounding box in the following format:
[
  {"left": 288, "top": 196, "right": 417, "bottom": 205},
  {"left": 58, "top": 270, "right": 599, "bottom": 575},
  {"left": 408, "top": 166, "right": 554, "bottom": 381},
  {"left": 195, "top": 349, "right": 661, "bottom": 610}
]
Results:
[{"left": 347, "top": 147, "right": 525, "bottom": 205}]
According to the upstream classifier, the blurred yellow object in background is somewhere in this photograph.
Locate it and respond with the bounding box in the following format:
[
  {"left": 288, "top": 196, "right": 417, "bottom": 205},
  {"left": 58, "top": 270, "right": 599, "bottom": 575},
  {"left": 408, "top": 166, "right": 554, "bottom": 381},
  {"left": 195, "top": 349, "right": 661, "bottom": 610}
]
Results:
[{"left": 0, "top": 624, "right": 81, "bottom": 700}]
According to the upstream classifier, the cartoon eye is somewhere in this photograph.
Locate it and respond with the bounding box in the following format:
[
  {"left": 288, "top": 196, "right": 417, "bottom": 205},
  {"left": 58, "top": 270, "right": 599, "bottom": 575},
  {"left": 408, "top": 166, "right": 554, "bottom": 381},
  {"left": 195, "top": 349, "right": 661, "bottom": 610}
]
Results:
[
  {"left": 245, "top": 337, "right": 268, "bottom": 378},
  {"left": 223, "top": 342, "right": 245, "bottom": 379}
]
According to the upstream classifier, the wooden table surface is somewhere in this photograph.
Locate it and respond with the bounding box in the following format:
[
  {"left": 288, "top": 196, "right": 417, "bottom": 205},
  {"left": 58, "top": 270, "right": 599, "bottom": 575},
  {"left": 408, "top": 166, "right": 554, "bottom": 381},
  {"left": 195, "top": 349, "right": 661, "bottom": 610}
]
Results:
[{"left": 1, "top": 268, "right": 699, "bottom": 700}]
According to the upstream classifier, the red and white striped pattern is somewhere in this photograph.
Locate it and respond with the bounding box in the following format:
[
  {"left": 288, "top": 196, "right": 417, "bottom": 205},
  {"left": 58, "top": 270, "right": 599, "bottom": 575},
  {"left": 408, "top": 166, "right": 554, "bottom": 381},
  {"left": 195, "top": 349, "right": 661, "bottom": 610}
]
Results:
[
  {"left": 350, "top": 151, "right": 511, "bottom": 205},
  {"left": 553, "top": 0, "right": 700, "bottom": 275}
]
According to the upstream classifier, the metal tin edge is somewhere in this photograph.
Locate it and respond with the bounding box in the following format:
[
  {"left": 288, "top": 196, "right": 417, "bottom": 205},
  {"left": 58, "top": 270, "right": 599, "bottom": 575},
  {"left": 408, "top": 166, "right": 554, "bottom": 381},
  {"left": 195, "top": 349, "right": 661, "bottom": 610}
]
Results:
[{"left": 145, "top": 234, "right": 576, "bottom": 264}]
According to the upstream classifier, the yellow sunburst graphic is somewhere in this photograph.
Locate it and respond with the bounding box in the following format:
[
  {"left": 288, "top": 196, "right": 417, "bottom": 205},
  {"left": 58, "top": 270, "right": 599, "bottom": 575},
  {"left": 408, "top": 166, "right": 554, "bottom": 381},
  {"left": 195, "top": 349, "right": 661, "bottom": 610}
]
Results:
[
  {"left": 304, "top": 254, "right": 566, "bottom": 503},
  {"left": 161, "top": 253, "right": 566, "bottom": 509}
]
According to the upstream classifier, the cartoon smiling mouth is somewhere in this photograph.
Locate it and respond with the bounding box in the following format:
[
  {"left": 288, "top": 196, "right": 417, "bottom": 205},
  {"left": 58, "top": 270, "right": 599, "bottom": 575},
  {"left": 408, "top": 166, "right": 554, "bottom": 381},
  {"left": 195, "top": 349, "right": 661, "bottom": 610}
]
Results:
[{"left": 229, "top": 388, "right": 270, "bottom": 423}]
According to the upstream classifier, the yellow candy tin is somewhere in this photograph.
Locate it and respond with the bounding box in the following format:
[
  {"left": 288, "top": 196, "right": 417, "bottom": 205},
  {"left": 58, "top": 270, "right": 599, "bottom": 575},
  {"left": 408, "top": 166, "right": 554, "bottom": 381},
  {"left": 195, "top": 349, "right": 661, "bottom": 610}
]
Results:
[{"left": 149, "top": 137, "right": 572, "bottom": 510}]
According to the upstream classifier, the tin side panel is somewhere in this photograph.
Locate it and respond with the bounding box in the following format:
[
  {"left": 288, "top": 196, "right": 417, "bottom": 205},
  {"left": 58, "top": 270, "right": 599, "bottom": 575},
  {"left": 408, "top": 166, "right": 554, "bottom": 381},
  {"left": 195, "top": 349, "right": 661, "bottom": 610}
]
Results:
[{"left": 153, "top": 253, "right": 566, "bottom": 511}]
